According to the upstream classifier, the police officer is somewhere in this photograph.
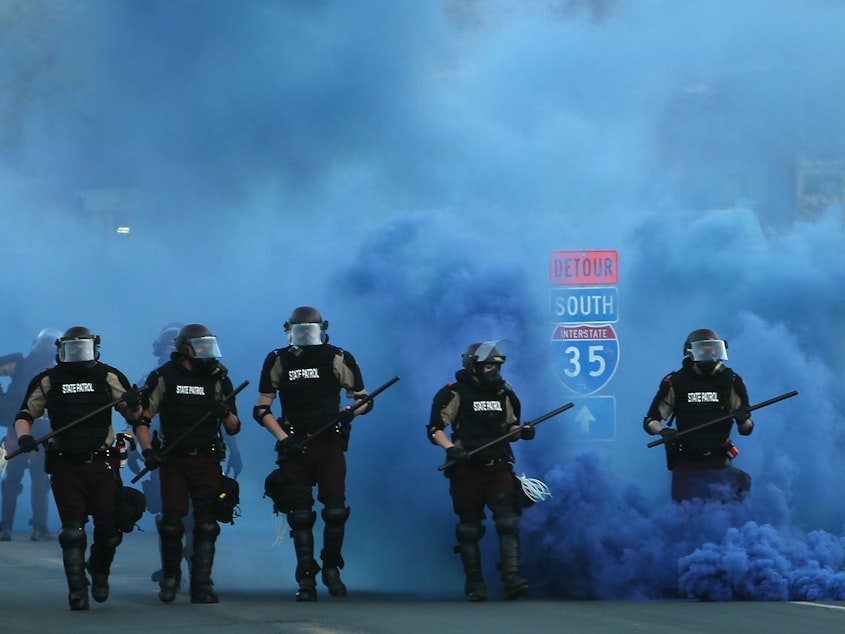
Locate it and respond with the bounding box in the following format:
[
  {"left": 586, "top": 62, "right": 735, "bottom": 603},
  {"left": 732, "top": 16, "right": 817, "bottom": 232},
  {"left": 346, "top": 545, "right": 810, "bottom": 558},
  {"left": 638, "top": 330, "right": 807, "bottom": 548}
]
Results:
[
  {"left": 135, "top": 323, "right": 241, "bottom": 604},
  {"left": 0, "top": 328, "right": 60, "bottom": 541},
  {"left": 427, "top": 342, "right": 535, "bottom": 602},
  {"left": 12, "top": 326, "right": 143, "bottom": 610},
  {"left": 643, "top": 328, "right": 754, "bottom": 503},
  {"left": 254, "top": 306, "right": 371, "bottom": 601}
]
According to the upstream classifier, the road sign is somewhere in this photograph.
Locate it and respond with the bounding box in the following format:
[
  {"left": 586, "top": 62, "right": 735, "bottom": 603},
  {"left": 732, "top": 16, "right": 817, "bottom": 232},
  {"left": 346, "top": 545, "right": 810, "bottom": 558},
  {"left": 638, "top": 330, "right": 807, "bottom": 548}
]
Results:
[
  {"left": 550, "top": 287, "right": 618, "bottom": 324},
  {"left": 550, "top": 250, "right": 618, "bottom": 286},
  {"left": 568, "top": 396, "right": 615, "bottom": 441},
  {"left": 550, "top": 324, "right": 619, "bottom": 394}
]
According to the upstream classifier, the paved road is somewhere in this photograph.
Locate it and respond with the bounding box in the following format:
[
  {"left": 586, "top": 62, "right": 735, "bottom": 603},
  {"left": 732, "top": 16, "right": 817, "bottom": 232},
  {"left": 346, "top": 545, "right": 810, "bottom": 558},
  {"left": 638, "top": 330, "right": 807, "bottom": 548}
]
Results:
[{"left": 2, "top": 530, "right": 845, "bottom": 633}]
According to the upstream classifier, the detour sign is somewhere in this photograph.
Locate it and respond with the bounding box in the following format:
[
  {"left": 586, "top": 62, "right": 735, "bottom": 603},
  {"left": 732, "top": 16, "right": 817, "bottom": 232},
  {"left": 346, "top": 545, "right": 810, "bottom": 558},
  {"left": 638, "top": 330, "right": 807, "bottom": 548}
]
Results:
[{"left": 550, "top": 250, "right": 618, "bottom": 286}]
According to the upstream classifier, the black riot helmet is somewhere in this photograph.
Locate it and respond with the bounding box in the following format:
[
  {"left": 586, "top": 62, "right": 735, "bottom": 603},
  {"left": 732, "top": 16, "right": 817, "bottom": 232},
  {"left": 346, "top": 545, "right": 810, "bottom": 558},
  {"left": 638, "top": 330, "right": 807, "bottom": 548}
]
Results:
[
  {"left": 174, "top": 324, "right": 222, "bottom": 359},
  {"left": 684, "top": 328, "right": 728, "bottom": 375},
  {"left": 32, "top": 328, "right": 62, "bottom": 354},
  {"left": 284, "top": 306, "right": 328, "bottom": 346},
  {"left": 153, "top": 322, "right": 183, "bottom": 362},
  {"left": 56, "top": 326, "right": 101, "bottom": 364},
  {"left": 462, "top": 341, "right": 507, "bottom": 388},
  {"left": 683, "top": 328, "right": 729, "bottom": 360},
  {"left": 462, "top": 342, "right": 507, "bottom": 370}
]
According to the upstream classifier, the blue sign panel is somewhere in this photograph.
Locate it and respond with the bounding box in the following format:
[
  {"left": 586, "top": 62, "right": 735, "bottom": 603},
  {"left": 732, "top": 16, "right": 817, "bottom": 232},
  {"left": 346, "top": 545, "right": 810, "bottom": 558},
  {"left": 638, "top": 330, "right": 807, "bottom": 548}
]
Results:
[
  {"left": 568, "top": 396, "right": 616, "bottom": 441},
  {"left": 550, "top": 287, "right": 618, "bottom": 324},
  {"left": 550, "top": 324, "right": 619, "bottom": 395}
]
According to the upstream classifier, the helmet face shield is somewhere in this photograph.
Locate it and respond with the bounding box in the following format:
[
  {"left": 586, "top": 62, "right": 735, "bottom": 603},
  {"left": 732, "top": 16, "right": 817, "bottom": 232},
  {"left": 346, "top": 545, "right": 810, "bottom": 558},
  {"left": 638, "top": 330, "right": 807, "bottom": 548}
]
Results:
[
  {"left": 689, "top": 339, "right": 728, "bottom": 362},
  {"left": 188, "top": 336, "right": 222, "bottom": 359},
  {"left": 59, "top": 338, "right": 96, "bottom": 363},
  {"left": 290, "top": 323, "right": 322, "bottom": 347}
]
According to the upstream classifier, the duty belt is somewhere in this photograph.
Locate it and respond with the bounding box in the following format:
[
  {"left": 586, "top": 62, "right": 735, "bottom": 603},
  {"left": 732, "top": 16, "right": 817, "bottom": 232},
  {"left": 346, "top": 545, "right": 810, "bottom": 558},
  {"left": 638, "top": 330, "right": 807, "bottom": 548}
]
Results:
[
  {"left": 470, "top": 457, "right": 506, "bottom": 468},
  {"left": 164, "top": 443, "right": 217, "bottom": 457},
  {"left": 56, "top": 448, "right": 116, "bottom": 463}
]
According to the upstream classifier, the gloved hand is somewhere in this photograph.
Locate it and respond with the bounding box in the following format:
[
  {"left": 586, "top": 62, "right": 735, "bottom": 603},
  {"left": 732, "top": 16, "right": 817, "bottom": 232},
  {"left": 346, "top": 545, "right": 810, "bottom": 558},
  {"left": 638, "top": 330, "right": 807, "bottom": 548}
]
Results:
[
  {"left": 142, "top": 448, "right": 162, "bottom": 471},
  {"left": 213, "top": 400, "right": 231, "bottom": 420},
  {"left": 275, "top": 437, "right": 304, "bottom": 461},
  {"left": 660, "top": 427, "right": 678, "bottom": 443},
  {"left": 17, "top": 434, "right": 38, "bottom": 453},
  {"left": 122, "top": 385, "right": 143, "bottom": 410},
  {"left": 520, "top": 424, "right": 536, "bottom": 441},
  {"left": 226, "top": 448, "right": 243, "bottom": 478},
  {"left": 733, "top": 405, "right": 752, "bottom": 423},
  {"left": 337, "top": 408, "right": 355, "bottom": 425},
  {"left": 445, "top": 445, "right": 469, "bottom": 465}
]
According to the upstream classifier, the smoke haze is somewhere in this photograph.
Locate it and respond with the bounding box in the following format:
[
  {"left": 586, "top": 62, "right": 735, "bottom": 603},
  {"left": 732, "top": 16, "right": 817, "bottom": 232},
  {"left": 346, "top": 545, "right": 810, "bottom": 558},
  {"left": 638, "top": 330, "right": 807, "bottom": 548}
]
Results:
[{"left": 2, "top": 0, "right": 845, "bottom": 600}]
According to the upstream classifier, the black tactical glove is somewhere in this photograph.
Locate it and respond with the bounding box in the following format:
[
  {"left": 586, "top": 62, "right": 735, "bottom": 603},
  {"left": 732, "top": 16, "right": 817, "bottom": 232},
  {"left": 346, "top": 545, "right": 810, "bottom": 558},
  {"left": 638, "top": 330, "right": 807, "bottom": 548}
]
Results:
[
  {"left": 445, "top": 445, "right": 469, "bottom": 465},
  {"left": 733, "top": 405, "right": 752, "bottom": 423},
  {"left": 122, "top": 385, "right": 143, "bottom": 410},
  {"left": 660, "top": 427, "right": 678, "bottom": 443},
  {"left": 275, "top": 437, "right": 304, "bottom": 461},
  {"left": 142, "top": 448, "right": 162, "bottom": 471},
  {"left": 17, "top": 434, "right": 38, "bottom": 453},
  {"left": 337, "top": 408, "right": 355, "bottom": 425},
  {"left": 520, "top": 424, "right": 536, "bottom": 441},
  {"left": 213, "top": 400, "right": 231, "bottom": 420}
]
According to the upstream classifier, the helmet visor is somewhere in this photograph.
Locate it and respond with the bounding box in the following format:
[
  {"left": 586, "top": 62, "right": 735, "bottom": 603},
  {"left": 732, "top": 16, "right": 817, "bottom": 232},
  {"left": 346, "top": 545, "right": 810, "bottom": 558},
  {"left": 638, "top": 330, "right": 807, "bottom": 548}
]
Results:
[
  {"left": 690, "top": 340, "right": 728, "bottom": 362},
  {"left": 472, "top": 340, "right": 511, "bottom": 365},
  {"left": 59, "top": 339, "right": 95, "bottom": 363},
  {"left": 290, "top": 323, "right": 322, "bottom": 347},
  {"left": 189, "top": 336, "right": 222, "bottom": 359}
]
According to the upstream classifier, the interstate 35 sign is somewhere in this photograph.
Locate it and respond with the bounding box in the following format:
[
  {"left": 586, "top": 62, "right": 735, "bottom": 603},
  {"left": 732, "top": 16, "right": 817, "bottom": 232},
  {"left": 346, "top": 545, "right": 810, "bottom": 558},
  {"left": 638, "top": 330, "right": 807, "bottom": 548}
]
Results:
[{"left": 550, "top": 324, "right": 619, "bottom": 395}]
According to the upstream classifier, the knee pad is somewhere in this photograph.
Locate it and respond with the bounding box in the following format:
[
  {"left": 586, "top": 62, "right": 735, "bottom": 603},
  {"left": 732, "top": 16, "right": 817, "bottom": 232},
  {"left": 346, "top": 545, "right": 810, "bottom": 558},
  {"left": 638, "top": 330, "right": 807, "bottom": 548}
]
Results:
[
  {"left": 1, "top": 480, "right": 23, "bottom": 496},
  {"left": 456, "top": 522, "right": 485, "bottom": 544},
  {"left": 93, "top": 526, "right": 123, "bottom": 550},
  {"left": 156, "top": 511, "right": 184, "bottom": 540},
  {"left": 288, "top": 509, "right": 316, "bottom": 531},
  {"left": 494, "top": 513, "right": 520, "bottom": 536},
  {"left": 321, "top": 504, "right": 350, "bottom": 527},
  {"left": 193, "top": 521, "right": 221, "bottom": 542},
  {"left": 58, "top": 521, "right": 86, "bottom": 548}
]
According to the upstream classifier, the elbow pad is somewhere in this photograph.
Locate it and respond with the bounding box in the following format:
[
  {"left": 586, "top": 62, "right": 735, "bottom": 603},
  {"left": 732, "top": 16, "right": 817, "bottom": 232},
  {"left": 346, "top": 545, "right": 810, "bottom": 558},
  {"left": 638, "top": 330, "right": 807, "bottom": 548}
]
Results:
[
  {"left": 252, "top": 405, "right": 273, "bottom": 426},
  {"left": 425, "top": 424, "right": 442, "bottom": 446}
]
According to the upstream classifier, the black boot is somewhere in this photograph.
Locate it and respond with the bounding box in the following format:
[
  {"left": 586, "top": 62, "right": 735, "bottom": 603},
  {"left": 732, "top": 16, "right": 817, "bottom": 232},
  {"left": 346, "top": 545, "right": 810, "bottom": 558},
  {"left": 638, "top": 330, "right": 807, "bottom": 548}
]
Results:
[
  {"left": 292, "top": 527, "right": 320, "bottom": 601},
  {"left": 499, "top": 531, "right": 529, "bottom": 600},
  {"left": 157, "top": 513, "right": 184, "bottom": 603},
  {"left": 87, "top": 528, "right": 122, "bottom": 603},
  {"left": 59, "top": 523, "right": 89, "bottom": 611},
  {"left": 190, "top": 522, "right": 220, "bottom": 604},
  {"left": 456, "top": 522, "right": 487, "bottom": 602},
  {"left": 320, "top": 504, "right": 349, "bottom": 598}
]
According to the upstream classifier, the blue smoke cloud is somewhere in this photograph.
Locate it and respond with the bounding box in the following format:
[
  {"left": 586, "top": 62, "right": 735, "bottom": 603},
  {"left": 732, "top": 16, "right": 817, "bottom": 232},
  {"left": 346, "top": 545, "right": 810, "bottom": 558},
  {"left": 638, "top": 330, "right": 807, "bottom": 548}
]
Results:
[{"left": 2, "top": 0, "right": 845, "bottom": 600}]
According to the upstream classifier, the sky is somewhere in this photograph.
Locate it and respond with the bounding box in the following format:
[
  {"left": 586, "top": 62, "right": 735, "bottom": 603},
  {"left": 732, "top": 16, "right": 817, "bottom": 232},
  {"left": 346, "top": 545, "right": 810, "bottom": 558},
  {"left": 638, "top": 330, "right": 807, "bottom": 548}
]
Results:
[{"left": 2, "top": 0, "right": 845, "bottom": 601}]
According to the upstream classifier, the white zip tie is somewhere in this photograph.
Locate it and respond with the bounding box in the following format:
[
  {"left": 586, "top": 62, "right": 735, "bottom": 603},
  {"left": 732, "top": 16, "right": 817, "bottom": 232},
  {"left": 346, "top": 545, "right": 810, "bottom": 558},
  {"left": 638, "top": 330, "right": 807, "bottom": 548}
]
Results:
[
  {"left": 517, "top": 473, "right": 552, "bottom": 502},
  {"left": 271, "top": 513, "right": 286, "bottom": 547},
  {"left": 0, "top": 441, "right": 7, "bottom": 477}
]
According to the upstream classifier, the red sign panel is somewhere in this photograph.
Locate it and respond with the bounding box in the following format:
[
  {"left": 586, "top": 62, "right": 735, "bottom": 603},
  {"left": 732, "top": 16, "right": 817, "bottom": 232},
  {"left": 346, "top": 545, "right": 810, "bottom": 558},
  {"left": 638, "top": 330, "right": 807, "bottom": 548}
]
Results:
[{"left": 550, "top": 250, "right": 618, "bottom": 286}]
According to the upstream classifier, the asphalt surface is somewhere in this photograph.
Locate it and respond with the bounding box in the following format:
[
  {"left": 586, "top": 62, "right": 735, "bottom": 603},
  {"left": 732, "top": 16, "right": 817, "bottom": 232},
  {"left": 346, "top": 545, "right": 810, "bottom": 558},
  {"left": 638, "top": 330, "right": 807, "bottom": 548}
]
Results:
[{"left": 2, "top": 530, "right": 845, "bottom": 634}]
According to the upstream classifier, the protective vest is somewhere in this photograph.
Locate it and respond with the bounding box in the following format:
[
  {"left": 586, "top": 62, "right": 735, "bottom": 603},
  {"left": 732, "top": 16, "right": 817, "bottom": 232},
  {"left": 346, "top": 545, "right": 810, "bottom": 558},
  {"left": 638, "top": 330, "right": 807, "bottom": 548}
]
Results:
[
  {"left": 155, "top": 361, "right": 221, "bottom": 447},
  {"left": 670, "top": 365, "right": 736, "bottom": 455},
  {"left": 276, "top": 345, "right": 342, "bottom": 437},
  {"left": 450, "top": 376, "right": 514, "bottom": 462},
  {"left": 45, "top": 363, "right": 113, "bottom": 452}
]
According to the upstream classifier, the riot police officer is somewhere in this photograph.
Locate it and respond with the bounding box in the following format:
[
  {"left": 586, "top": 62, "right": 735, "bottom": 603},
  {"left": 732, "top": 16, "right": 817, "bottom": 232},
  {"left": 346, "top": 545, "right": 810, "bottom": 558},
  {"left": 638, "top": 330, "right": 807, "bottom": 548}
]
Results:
[
  {"left": 427, "top": 342, "right": 535, "bottom": 602},
  {"left": 134, "top": 323, "right": 241, "bottom": 604},
  {"left": 643, "top": 328, "right": 754, "bottom": 502},
  {"left": 0, "top": 328, "right": 60, "bottom": 541},
  {"left": 254, "top": 306, "right": 371, "bottom": 601},
  {"left": 12, "top": 326, "right": 143, "bottom": 610}
]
